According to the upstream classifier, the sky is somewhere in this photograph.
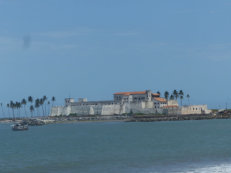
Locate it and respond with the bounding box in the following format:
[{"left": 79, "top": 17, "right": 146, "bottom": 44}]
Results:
[{"left": 0, "top": 0, "right": 231, "bottom": 109}]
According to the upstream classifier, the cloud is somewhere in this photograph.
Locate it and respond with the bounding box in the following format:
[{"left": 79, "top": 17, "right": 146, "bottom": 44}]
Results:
[
  {"left": 0, "top": 35, "right": 79, "bottom": 54},
  {"left": 0, "top": 36, "right": 21, "bottom": 51},
  {"left": 37, "top": 27, "right": 93, "bottom": 39},
  {"left": 32, "top": 41, "right": 79, "bottom": 51},
  {"left": 113, "top": 32, "right": 139, "bottom": 36},
  {"left": 196, "top": 43, "right": 231, "bottom": 62}
]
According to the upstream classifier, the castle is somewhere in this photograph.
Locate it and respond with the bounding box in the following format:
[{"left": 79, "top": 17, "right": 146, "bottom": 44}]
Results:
[{"left": 50, "top": 90, "right": 211, "bottom": 116}]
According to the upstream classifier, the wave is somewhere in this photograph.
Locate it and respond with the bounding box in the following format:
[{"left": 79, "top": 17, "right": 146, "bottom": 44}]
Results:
[{"left": 147, "top": 161, "right": 231, "bottom": 173}]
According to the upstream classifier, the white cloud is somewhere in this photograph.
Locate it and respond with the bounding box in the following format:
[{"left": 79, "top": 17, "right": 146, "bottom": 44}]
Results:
[
  {"left": 31, "top": 41, "right": 79, "bottom": 51},
  {"left": 0, "top": 35, "right": 79, "bottom": 53},
  {"left": 37, "top": 27, "right": 93, "bottom": 39},
  {"left": 0, "top": 36, "right": 21, "bottom": 51},
  {"left": 196, "top": 43, "right": 231, "bottom": 62},
  {"left": 113, "top": 32, "right": 139, "bottom": 36}
]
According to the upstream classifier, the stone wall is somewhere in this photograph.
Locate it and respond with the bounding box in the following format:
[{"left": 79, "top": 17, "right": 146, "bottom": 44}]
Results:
[
  {"left": 50, "top": 101, "right": 210, "bottom": 116},
  {"left": 50, "top": 101, "right": 163, "bottom": 116},
  {"left": 180, "top": 105, "right": 211, "bottom": 115},
  {"left": 51, "top": 106, "right": 71, "bottom": 116}
]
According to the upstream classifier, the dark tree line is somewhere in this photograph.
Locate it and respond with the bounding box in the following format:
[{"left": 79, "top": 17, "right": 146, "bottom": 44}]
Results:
[
  {"left": 1, "top": 96, "right": 56, "bottom": 119},
  {"left": 161, "top": 90, "right": 190, "bottom": 106}
]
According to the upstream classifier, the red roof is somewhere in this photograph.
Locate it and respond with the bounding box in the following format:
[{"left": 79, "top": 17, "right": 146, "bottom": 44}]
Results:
[
  {"left": 114, "top": 91, "right": 146, "bottom": 95},
  {"left": 154, "top": 97, "right": 167, "bottom": 102},
  {"left": 152, "top": 93, "right": 160, "bottom": 96}
]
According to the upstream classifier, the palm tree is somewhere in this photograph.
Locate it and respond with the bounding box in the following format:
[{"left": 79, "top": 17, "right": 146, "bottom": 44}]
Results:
[
  {"left": 10, "top": 101, "right": 15, "bottom": 120},
  {"left": 7, "top": 103, "right": 10, "bottom": 119},
  {"left": 164, "top": 91, "right": 169, "bottom": 100},
  {"left": 28, "top": 96, "right": 33, "bottom": 104},
  {"left": 170, "top": 95, "right": 174, "bottom": 100},
  {"left": 52, "top": 96, "right": 56, "bottom": 107},
  {"left": 179, "top": 90, "right": 184, "bottom": 106},
  {"left": 47, "top": 101, "right": 51, "bottom": 115},
  {"left": 164, "top": 91, "right": 169, "bottom": 105},
  {"left": 43, "top": 96, "right": 47, "bottom": 101},
  {"left": 40, "top": 98, "right": 45, "bottom": 116},
  {"left": 186, "top": 94, "right": 190, "bottom": 105},
  {"left": 30, "top": 105, "right": 34, "bottom": 117},
  {"left": 43, "top": 95, "right": 47, "bottom": 115},
  {"left": 0, "top": 103, "right": 4, "bottom": 118},
  {"left": 21, "top": 98, "right": 27, "bottom": 117},
  {"left": 35, "top": 99, "right": 40, "bottom": 116},
  {"left": 157, "top": 91, "right": 161, "bottom": 96},
  {"left": 180, "top": 95, "right": 183, "bottom": 106},
  {"left": 15, "top": 102, "right": 21, "bottom": 118},
  {"left": 173, "top": 90, "right": 178, "bottom": 100}
]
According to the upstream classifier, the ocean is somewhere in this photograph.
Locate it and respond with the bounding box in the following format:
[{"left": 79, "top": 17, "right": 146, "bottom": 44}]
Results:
[{"left": 1, "top": 119, "right": 231, "bottom": 173}]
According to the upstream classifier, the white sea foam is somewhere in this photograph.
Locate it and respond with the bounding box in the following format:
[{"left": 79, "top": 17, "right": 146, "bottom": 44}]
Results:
[
  {"left": 183, "top": 163, "right": 231, "bottom": 173},
  {"left": 146, "top": 162, "right": 231, "bottom": 173}
]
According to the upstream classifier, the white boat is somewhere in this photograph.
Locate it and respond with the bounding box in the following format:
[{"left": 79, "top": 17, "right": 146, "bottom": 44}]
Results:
[{"left": 11, "top": 123, "right": 29, "bottom": 131}]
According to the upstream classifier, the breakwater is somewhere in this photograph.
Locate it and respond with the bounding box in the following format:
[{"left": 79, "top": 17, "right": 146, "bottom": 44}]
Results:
[
  {"left": 128, "top": 114, "right": 214, "bottom": 122},
  {"left": 1, "top": 113, "right": 231, "bottom": 124},
  {"left": 128, "top": 113, "right": 231, "bottom": 122},
  {"left": 48, "top": 113, "right": 231, "bottom": 123}
]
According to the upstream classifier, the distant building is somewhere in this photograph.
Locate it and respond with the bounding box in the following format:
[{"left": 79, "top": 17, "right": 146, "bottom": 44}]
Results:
[
  {"left": 50, "top": 90, "right": 211, "bottom": 116},
  {"left": 113, "top": 90, "right": 153, "bottom": 102}
]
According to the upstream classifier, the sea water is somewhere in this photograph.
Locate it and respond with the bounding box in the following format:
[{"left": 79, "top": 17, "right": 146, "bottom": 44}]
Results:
[{"left": 1, "top": 119, "right": 231, "bottom": 173}]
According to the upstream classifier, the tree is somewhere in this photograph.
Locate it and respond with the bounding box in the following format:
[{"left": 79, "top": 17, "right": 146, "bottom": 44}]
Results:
[
  {"left": 35, "top": 99, "right": 40, "bottom": 116},
  {"left": 28, "top": 96, "right": 33, "bottom": 103},
  {"left": 52, "top": 96, "right": 56, "bottom": 107},
  {"left": 179, "top": 90, "right": 184, "bottom": 106},
  {"left": 43, "top": 95, "right": 47, "bottom": 115},
  {"left": 0, "top": 103, "right": 4, "bottom": 118},
  {"left": 7, "top": 103, "right": 10, "bottom": 119},
  {"left": 47, "top": 101, "right": 51, "bottom": 115},
  {"left": 180, "top": 95, "right": 183, "bottom": 106},
  {"left": 15, "top": 102, "right": 21, "bottom": 118},
  {"left": 40, "top": 98, "right": 45, "bottom": 116},
  {"left": 164, "top": 91, "right": 169, "bottom": 105},
  {"left": 170, "top": 95, "right": 174, "bottom": 100},
  {"left": 186, "top": 94, "right": 190, "bottom": 105},
  {"left": 30, "top": 105, "right": 34, "bottom": 117},
  {"left": 173, "top": 90, "right": 178, "bottom": 100},
  {"left": 164, "top": 91, "right": 169, "bottom": 100},
  {"left": 10, "top": 101, "right": 15, "bottom": 120},
  {"left": 43, "top": 95, "right": 47, "bottom": 101},
  {"left": 157, "top": 91, "right": 161, "bottom": 97},
  {"left": 21, "top": 98, "right": 27, "bottom": 117}
]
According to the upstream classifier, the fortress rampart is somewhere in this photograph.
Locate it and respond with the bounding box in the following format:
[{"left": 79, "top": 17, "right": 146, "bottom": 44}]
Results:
[{"left": 50, "top": 90, "right": 211, "bottom": 116}]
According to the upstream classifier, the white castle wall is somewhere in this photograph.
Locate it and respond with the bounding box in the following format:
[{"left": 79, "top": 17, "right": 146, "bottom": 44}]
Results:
[
  {"left": 101, "top": 104, "right": 121, "bottom": 115},
  {"left": 51, "top": 103, "right": 124, "bottom": 116},
  {"left": 180, "top": 105, "right": 211, "bottom": 115},
  {"left": 50, "top": 101, "right": 163, "bottom": 116},
  {"left": 50, "top": 100, "right": 210, "bottom": 116},
  {"left": 51, "top": 106, "right": 71, "bottom": 116}
]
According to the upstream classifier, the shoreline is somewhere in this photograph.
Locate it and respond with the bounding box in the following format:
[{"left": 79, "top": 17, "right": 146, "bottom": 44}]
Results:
[{"left": 0, "top": 113, "right": 231, "bottom": 125}]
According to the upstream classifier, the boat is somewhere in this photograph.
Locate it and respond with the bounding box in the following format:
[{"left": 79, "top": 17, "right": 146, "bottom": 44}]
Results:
[{"left": 11, "top": 123, "right": 29, "bottom": 131}]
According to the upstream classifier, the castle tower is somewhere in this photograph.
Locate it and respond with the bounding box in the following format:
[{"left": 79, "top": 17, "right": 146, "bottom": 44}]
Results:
[
  {"left": 65, "top": 98, "right": 75, "bottom": 106},
  {"left": 146, "top": 90, "right": 152, "bottom": 101}
]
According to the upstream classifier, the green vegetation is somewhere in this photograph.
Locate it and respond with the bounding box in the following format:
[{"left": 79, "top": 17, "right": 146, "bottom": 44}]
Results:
[
  {"left": 4, "top": 95, "right": 56, "bottom": 119},
  {"left": 211, "top": 109, "right": 218, "bottom": 113},
  {"left": 69, "top": 113, "right": 79, "bottom": 117},
  {"left": 162, "top": 89, "right": 190, "bottom": 106}
]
